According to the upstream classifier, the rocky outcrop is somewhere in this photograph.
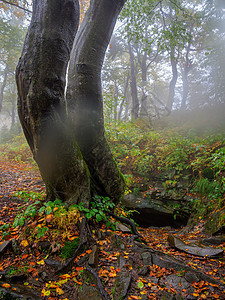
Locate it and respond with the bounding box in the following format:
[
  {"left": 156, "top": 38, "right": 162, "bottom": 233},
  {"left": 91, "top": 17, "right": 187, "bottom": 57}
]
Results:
[{"left": 122, "top": 192, "right": 191, "bottom": 227}]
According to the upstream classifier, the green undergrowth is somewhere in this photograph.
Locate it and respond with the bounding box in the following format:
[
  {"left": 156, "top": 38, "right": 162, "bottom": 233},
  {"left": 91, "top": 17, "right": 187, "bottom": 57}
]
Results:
[
  {"left": 60, "top": 238, "right": 80, "bottom": 259},
  {"left": 1, "top": 118, "right": 225, "bottom": 227},
  {"left": 105, "top": 120, "right": 225, "bottom": 226}
]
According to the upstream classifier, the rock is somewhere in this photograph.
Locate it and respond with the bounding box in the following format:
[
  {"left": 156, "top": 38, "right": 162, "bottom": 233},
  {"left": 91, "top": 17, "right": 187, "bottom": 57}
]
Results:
[
  {"left": 205, "top": 209, "right": 225, "bottom": 234},
  {"left": 39, "top": 271, "right": 49, "bottom": 282},
  {"left": 118, "top": 256, "right": 126, "bottom": 269},
  {"left": 38, "top": 241, "right": 51, "bottom": 251},
  {"left": 165, "top": 274, "right": 190, "bottom": 292},
  {"left": 168, "top": 234, "right": 224, "bottom": 258},
  {"left": 0, "top": 240, "right": 11, "bottom": 254},
  {"left": 201, "top": 236, "right": 225, "bottom": 246},
  {"left": 6, "top": 273, "right": 28, "bottom": 282},
  {"left": 138, "top": 266, "right": 148, "bottom": 276},
  {"left": 45, "top": 259, "right": 63, "bottom": 269},
  {"left": 115, "top": 271, "right": 131, "bottom": 299},
  {"left": 0, "top": 282, "right": 42, "bottom": 299},
  {"left": 77, "top": 283, "right": 103, "bottom": 300},
  {"left": 116, "top": 223, "right": 131, "bottom": 233},
  {"left": 11, "top": 239, "right": 21, "bottom": 255},
  {"left": 141, "top": 252, "right": 152, "bottom": 265},
  {"left": 88, "top": 245, "right": 99, "bottom": 268},
  {"left": 122, "top": 194, "right": 189, "bottom": 227},
  {"left": 185, "top": 272, "right": 199, "bottom": 283}
]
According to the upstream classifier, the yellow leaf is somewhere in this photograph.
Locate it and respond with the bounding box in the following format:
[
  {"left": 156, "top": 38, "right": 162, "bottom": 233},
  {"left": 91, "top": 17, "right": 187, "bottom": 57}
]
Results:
[
  {"left": 37, "top": 260, "right": 45, "bottom": 265},
  {"left": 21, "top": 240, "right": 28, "bottom": 247},
  {"left": 41, "top": 288, "right": 51, "bottom": 296}
]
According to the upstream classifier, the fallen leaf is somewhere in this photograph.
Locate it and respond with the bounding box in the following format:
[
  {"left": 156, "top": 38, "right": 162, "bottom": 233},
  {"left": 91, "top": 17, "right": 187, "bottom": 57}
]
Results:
[
  {"left": 2, "top": 283, "right": 11, "bottom": 288},
  {"left": 21, "top": 240, "right": 29, "bottom": 247}
]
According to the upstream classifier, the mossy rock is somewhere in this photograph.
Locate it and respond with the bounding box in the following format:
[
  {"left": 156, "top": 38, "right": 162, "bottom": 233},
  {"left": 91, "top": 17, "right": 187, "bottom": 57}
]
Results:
[
  {"left": 203, "top": 168, "right": 214, "bottom": 180},
  {"left": 205, "top": 209, "right": 225, "bottom": 234},
  {"left": 60, "top": 238, "right": 79, "bottom": 259}
]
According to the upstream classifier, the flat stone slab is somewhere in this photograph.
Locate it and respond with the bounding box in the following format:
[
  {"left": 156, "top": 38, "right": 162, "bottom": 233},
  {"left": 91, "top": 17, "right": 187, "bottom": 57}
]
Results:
[
  {"left": 116, "top": 223, "right": 131, "bottom": 233},
  {"left": 168, "top": 234, "right": 224, "bottom": 258}
]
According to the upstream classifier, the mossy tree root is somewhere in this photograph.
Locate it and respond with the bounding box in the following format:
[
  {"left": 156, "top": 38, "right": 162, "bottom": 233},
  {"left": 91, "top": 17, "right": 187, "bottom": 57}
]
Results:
[
  {"left": 107, "top": 211, "right": 147, "bottom": 244},
  {"left": 86, "top": 263, "right": 111, "bottom": 300}
]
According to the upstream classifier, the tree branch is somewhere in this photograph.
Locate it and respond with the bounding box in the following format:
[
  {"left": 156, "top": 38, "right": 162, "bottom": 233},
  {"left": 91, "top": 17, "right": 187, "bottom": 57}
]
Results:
[{"left": 0, "top": 0, "right": 32, "bottom": 14}]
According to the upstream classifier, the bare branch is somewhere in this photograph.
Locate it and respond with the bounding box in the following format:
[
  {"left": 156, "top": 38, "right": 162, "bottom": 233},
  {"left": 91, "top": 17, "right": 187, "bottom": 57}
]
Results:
[{"left": 0, "top": 0, "right": 32, "bottom": 14}]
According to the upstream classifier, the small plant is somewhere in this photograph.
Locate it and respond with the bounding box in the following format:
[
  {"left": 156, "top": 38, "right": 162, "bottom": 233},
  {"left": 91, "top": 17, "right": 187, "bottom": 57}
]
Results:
[
  {"left": 60, "top": 238, "right": 80, "bottom": 259},
  {"left": 39, "top": 199, "right": 62, "bottom": 215},
  {"left": 13, "top": 200, "right": 40, "bottom": 228},
  {"left": 13, "top": 191, "right": 44, "bottom": 202},
  {"left": 194, "top": 178, "right": 221, "bottom": 197},
  {"left": 7, "top": 265, "right": 29, "bottom": 276},
  {"left": 76, "top": 195, "right": 115, "bottom": 228}
]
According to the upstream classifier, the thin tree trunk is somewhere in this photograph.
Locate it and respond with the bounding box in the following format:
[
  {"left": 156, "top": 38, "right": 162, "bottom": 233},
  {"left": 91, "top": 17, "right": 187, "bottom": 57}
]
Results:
[
  {"left": 166, "top": 46, "right": 178, "bottom": 113},
  {"left": 181, "top": 43, "right": 192, "bottom": 110},
  {"left": 113, "top": 82, "right": 119, "bottom": 120},
  {"left": 128, "top": 42, "right": 139, "bottom": 119},
  {"left": 118, "top": 72, "right": 130, "bottom": 120},
  {"left": 10, "top": 100, "right": 16, "bottom": 131},
  {"left": 139, "top": 48, "right": 148, "bottom": 118},
  {"left": 0, "top": 63, "right": 9, "bottom": 112}
]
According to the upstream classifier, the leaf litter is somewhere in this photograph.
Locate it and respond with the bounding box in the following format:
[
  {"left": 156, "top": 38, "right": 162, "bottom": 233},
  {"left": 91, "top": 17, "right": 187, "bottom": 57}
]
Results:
[{"left": 0, "top": 157, "right": 224, "bottom": 299}]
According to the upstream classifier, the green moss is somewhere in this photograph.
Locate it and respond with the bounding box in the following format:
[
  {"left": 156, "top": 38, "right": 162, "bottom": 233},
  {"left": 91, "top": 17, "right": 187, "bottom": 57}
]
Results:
[{"left": 59, "top": 238, "right": 79, "bottom": 259}]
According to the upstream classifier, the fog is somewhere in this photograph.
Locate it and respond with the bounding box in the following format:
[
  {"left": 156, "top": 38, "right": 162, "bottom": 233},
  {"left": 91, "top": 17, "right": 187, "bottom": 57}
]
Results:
[{"left": 0, "top": 0, "right": 225, "bottom": 143}]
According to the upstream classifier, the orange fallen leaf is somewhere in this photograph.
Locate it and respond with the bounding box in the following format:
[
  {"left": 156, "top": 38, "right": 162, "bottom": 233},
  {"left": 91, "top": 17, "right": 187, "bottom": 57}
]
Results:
[
  {"left": 46, "top": 214, "right": 54, "bottom": 223},
  {"left": 22, "top": 254, "right": 29, "bottom": 259},
  {"left": 2, "top": 283, "right": 11, "bottom": 288},
  {"left": 56, "top": 287, "right": 64, "bottom": 295}
]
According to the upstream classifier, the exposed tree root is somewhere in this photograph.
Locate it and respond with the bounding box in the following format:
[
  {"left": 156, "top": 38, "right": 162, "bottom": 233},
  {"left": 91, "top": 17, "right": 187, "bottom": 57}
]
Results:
[
  {"left": 86, "top": 263, "right": 111, "bottom": 300},
  {"left": 107, "top": 211, "right": 147, "bottom": 244}
]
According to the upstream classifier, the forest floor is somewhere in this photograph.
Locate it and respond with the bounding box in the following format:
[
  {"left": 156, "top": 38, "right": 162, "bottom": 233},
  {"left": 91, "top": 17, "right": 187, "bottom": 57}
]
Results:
[{"left": 0, "top": 157, "right": 225, "bottom": 300}]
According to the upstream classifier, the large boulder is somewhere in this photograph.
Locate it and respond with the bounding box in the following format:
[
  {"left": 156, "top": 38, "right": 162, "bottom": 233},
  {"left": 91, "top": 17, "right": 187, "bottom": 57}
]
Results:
[{"left": 121, "top": 193, "right": 190, "bottom": 227}]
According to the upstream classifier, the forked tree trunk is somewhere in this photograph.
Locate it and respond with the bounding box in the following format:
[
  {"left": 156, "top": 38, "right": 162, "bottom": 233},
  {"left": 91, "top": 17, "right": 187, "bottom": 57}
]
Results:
[{"left": 16, "top": 0, "right": 125, "bottom": 205}]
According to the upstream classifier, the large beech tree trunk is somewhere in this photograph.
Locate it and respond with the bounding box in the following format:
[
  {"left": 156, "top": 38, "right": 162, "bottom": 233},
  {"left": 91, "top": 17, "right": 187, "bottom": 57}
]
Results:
[{"left": 16, "top": 0, "right": 125, "bottom": 205}]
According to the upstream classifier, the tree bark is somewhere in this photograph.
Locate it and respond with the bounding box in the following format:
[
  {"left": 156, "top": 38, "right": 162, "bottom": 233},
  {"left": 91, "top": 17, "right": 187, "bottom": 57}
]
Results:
[
  {"left": 66, "top": 0, "right": 125, "bottom": 201},
  {"left": 0, "top": 63, "right": 9, "bottom": 113},
  {"left": 16, "top": 0, "right": 90, "bottom": 206},
  {"left": 128, "top": 42, "right": 139, "bottom": 119},
  {"left": 16, "top": 0, "right": 125, "bottom": 205},
  {"left": 181, "top": 43, "right": 192, "bottom": 110},
  {"left": 118, "top": 71, "right": 130, "bottom": 120},
  {"left": 166, "top": 45, "right": 178, "bottom": 113}
]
